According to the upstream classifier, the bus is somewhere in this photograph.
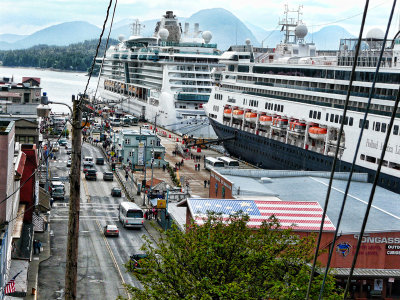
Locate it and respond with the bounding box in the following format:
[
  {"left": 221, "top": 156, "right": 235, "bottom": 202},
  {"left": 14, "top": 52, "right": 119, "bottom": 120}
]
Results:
[
  {"left": 218, "top": 157, "right": 240, "bottom": 168},
  {"left": 119, "top": 202, "right": 144, "bottom": 228},
  {"left": 205, "top": 157, "right": 225, "bottom": 170}
]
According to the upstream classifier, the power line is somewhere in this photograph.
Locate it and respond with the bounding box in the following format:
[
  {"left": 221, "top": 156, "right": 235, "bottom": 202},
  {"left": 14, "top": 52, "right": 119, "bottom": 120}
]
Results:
[
  {"left": 80, "top": 0, "right": 114, "bottom": 106},
  {"left": 94, "top": 0, "right": 118, "bottom": 99},
  {"left": 305, "top": 0, "right": 370, "bottom": 298}
]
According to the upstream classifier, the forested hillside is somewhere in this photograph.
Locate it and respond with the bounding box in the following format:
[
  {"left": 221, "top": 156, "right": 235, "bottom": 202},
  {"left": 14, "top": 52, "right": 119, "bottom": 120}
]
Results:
[{"left": 0, "top": 39, "right": 118, "bottom": 72}]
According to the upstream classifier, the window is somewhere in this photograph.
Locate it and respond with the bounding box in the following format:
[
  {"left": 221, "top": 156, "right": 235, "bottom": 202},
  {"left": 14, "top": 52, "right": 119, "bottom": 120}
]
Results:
[
  {"left": 381, "top": 123, "right": 387, "bottom": 133},
  {"left": 349, "top": 117, "right": 353, "bottom": 126},
  {"left": 309, "top": 110, "right": 313, "bottom": 118},
  {"left": 334, "top": 115, "right": 339, "bottom": 123},
  {"left": 124, "top": 139, "right": 130, "bottom": 145},
  {"left": 317, "top": 111, "right": 321, "bottom": 120},
  {"left": 360, "top": 154, "right": 365, "bottom": 160},
  {"left": 394, "top": 125, "right": 399, "bottom": 135},
  {"left": 375, "top": 122, "right": 380, "bottom": 131},
  {"left": 313, "top": 111, "right": 317, "bottom": 119},
  {"left": 330, "top": 114, "right": 334, "bottom": 122}
]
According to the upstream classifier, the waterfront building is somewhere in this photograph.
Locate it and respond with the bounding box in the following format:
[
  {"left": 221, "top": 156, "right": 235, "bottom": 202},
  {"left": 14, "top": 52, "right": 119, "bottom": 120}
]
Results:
[{"left": 118, "top": 129, "right": 166, "bottom": 167}]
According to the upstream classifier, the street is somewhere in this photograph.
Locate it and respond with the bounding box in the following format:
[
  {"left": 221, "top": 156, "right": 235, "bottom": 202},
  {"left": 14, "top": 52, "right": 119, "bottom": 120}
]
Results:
[{"left": 38, "top": 141, "right": 149, "bottom": 299}]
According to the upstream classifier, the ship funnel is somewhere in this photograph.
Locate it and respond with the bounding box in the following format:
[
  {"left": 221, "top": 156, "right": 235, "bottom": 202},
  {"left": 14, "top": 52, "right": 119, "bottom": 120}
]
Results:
[
  {"left": 184, "top": 22, "right": 189, "bottom": 36},
  {"left": 194, "top": 23, "right": 200, "bottom": 35}
]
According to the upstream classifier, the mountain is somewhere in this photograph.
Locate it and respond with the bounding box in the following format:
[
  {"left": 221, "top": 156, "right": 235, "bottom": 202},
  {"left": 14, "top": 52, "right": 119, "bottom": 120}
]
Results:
[
  {"left": 0, "top": 21, "right": 101, "bottom": 50},
  {"left": 186, "top": 8, "right": 258, "bottom": 50},
  {"left": 0, "top": 33, "right": 27, "bottom": 43},
  {"left": 0, "top": 9, "right": 354, "bottom": 51},
  {"left": 309, "top": 25, "right": 355, "bottom": 50}
]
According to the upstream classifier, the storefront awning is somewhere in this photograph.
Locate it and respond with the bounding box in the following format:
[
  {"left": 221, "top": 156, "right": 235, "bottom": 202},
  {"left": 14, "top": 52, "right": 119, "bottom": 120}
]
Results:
[
  {"left": 14, "top": 152, "right": 26, "bottom": 180},
  {"left": 12, "top": 204, "right": 25, "bottom": 239},
  {"left": 38, "top": 186, "right": 51, "bottom": 211},
  {"left": 327, "top": 268, "right": 400, "bottom": 278}
]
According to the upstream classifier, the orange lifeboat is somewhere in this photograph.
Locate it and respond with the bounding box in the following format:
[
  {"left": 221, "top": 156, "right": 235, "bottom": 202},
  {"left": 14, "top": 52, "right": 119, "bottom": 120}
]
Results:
[
  {"left": 232, "top": 109, "right": 244, "bottom": 119},
  {"left": 273, "top": 117, "right": 288, "bottom": 128},
  {"left": 289, "top": 121, "right": 306, "bottom": 133},
  {"left": 223, "top": 108, "right": 232, "bottom": 118},
  {"left": 259, "top": 115, "right": 272, "bottom": 126},
  {"left": 309, "top": 127, "right": 327, "bottom": 140},
  {"left": 245, "top": 112, "right": 257, "bottom": 122}
]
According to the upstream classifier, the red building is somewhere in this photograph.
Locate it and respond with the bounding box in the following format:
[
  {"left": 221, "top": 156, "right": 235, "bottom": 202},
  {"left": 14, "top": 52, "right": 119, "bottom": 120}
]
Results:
[{"left": 20, "top": 144, "right": 38, "bottom": 223}]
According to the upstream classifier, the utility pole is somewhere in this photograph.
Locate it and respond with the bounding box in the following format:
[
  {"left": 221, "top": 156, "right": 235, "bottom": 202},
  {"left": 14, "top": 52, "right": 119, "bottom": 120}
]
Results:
[
  {"left": 65, "top": 95, "right": 82, "bottom": 300},
  {"left": 150, "top": 113, "right": 159, "bottom": 192}
]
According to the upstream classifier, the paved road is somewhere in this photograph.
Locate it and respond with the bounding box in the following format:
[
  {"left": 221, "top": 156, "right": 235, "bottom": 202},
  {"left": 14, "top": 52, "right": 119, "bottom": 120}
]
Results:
[{"left": 38, "top": 142, "right": 148, "bottom": 299}]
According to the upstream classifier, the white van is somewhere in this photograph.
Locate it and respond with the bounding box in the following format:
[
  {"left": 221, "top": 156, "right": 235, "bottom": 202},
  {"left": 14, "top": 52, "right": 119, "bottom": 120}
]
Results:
[
  {"left": 141, "top": 124, "right": 150, "bottom": 130},
  {"left": 119, "top": 202, "right": 144, "bottom": 228},
  {"left": 218, "top": 157, "right": 240, "bottom": 168},
  {"left": 83, "top": 156, "right": 94, "bottom": 167}
]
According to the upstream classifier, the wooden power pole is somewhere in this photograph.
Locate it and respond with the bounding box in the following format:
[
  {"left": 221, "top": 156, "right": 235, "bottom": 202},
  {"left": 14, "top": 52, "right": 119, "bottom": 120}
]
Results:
[{"left": 65, "top": 95, "right": 82, "bottom": 299}]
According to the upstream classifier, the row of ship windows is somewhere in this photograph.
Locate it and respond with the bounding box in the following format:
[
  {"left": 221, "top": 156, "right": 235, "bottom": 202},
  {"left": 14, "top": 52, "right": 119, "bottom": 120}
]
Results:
[
  {"left": 243, "top": 99, "right": 259, "bottom": 107},
  {"left": 214, "top": 93, "right": 223, "bottom": 100},
  {"left": 249, "top": 66, "right": 400, "bottom": 85},
  {"left": 236, "top": 74, "right": 397, "bottom": 101},
  {"left": 265, "top": 102, "right": 284, "bottom": 112},
  {"left": 362, "top": 120, "right": 400, "bottom": 135},
  {"left": 360, "top": 154, "right": 400, "bottom": 172},
  {"left": 221, "top": 84, "right": 397, "bottom": 117}
]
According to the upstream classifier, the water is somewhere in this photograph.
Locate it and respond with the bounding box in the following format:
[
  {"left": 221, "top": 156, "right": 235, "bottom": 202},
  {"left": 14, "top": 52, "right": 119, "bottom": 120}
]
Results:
[{"left": 0, "top": 66, "right": 98, "bottom": 114}]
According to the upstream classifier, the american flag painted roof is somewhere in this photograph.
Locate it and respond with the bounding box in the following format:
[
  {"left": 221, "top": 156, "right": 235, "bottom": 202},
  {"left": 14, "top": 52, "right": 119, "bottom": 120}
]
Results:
[{"left": 187, "top": 198, "right": 336, "bottom": 231}]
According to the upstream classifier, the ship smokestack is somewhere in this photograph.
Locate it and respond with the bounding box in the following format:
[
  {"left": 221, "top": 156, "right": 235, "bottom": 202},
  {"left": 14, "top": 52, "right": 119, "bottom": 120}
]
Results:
[
  {"left": 194, "top": 23, "right": 199, "bottom": 35},
  {"left": 184, "top": 22, "right": 189, "bottom": 36}
]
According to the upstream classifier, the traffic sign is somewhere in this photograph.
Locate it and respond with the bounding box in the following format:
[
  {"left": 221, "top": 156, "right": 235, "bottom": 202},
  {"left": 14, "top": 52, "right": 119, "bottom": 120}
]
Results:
[{"left": 157, "top": 199, "right": 166, "bottom": 209}]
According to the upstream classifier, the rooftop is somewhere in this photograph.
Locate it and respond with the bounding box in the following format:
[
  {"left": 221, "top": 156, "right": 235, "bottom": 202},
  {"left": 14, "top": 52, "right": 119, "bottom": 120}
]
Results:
[
  {"left": 183, "top": 198, "right": 336, "bottom": 232},
  {"left": 215, "top": 169, "right": 400, "bottom": 234}
]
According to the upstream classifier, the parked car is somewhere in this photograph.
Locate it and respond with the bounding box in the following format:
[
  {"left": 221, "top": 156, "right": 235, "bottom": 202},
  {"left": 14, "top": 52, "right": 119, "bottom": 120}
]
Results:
[
  {"left": 103, "top": 172, "right": 114, "bottom": 181},
  {"left": 111, "top": 187, "right": 122, "bottom": 197},
  {"left": 129, "top": 253, "right": 148, "bottom": 271},
  {"left": 67, "top": 159, "right": 71, "bottom": 167},
  {"left": 96, "top": 157, "right": 105, "bottom": 165},
  {"left": 104, "top": 224, "right": 119, "bottom": 237},
  {"left": 66, "top": 148, "right": 72, "bottom": 155},
  {"left": 58, "top": 139, "right": 67, "bottom": 146},
  {"left": 85, "top": 169, "right": 97, "bottom": 180}
]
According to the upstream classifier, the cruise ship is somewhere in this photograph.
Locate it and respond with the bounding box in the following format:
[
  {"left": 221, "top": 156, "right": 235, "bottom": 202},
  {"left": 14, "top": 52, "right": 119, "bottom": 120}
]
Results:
[
  {"left": 97, "top": 11, "right": 222, "bottom": 137},
  {"left": 204, "top": 6, "right": 400, "bottom": 193}
]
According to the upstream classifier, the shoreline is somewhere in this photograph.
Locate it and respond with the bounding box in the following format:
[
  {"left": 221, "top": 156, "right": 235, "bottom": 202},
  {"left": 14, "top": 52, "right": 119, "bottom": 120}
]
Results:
[{"left": 0, "top": 65, "right": 98, "bottom": 76}]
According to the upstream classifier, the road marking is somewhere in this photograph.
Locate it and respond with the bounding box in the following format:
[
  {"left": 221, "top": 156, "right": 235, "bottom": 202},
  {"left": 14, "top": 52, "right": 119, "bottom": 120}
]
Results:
[
  {"left": 95, "top": 219, "right": 131, "bottom": 300},
  {"left": 82, "top": 177, "right": 91, "bottom": 203}
]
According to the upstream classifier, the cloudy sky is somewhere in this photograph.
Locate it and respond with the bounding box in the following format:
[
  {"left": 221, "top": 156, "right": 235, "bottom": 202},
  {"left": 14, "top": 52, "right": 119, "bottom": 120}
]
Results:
[{"left": 0, "top": 0, "right": 398, "bottom": 36}]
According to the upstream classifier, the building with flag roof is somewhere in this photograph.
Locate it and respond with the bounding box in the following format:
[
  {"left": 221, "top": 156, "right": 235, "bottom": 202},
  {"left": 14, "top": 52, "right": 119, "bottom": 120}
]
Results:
[{"left": 175, "top": 168, "right": 400, "bottom": 298}]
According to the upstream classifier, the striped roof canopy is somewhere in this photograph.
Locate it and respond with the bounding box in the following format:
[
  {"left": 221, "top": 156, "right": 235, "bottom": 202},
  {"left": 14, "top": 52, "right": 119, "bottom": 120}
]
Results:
[{"left": 187, "top": 198, "right": 335, "bottom": 232}]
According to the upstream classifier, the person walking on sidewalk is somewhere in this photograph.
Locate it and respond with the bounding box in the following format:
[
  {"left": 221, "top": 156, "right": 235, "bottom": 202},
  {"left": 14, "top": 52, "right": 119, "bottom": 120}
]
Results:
[
  {"left": 33, "top": 240, "right": 38, "bottom": 254},
  {"left": 204, "top": 180, "right": 207, "bottom": 188},
  {"left": 38, "top": 240, "right": 42, "bottom": 254}
]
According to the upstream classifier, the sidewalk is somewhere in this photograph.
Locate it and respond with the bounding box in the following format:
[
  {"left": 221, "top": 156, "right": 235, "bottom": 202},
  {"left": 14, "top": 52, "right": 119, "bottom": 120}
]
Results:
[{"left": 24, "top": 228, "right": 51, "bottom": 300}]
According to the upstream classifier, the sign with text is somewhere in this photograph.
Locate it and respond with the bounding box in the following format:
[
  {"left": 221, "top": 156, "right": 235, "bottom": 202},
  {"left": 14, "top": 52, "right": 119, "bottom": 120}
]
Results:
[
  {"left": 138, "top": 142, "right": 144, "bottom": 165},
  {"left": 157, "top": 199, "right": 166, "bottom": 209}
]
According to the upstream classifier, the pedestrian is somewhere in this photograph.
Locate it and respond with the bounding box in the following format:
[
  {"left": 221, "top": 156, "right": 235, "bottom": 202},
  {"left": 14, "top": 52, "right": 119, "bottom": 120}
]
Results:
[
  {"left": 198, "top": 164, "right": 200, "bottom": 171},
  {"left": 125, "top": 173, "right": 128, "bottom": 181},
  {"left": 207, "top": 180, "right": 210, "bottom": 186},
  {"left": 181, "top": 158, "right": 184, "bottom": 166},
  {"left": 204, "top": 180, "right": 207, "bottom": 188},
  {"left": 33, "top": 240, "right": 38, "bottom": 254},
  {"left": 38, "top": 240, "right": 42, "bottom": 254},
  {"left": 194, "top": 164, "right": 197, "bottom": 171},
  {"left": 163, "top": 164, "right": 166, "bottom": 172},
  {"left": 152, "top": 207, "right": 156, "bottom": 220},
  {"left": 153, "top": 209, "right": 158, "bottom": 220}
]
